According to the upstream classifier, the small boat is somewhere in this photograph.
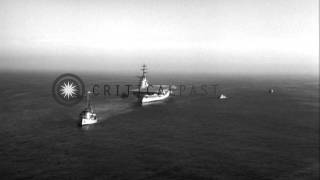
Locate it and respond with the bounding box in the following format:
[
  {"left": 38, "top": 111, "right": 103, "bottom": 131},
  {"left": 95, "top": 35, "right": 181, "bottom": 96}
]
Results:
[
  {"left": 269, "top": 89, "right": 275, "bottom": 94},
  {"left": 218, "top": 94, "right": 227, "bottom": 99},
  {"left": 79, "top": 91, "right": 97, "bottom": 126}
]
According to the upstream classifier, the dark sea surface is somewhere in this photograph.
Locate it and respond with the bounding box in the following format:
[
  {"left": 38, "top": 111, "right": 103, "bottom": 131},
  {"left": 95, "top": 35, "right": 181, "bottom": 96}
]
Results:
[{"left": 0, "top": 72, "right": 318, "bottom": 180}]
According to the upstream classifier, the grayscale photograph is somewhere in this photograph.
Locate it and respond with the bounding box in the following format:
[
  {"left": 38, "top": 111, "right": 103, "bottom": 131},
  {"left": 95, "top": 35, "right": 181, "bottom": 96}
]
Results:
[{"left": 0, "top": 0, "right": 319, "bottom": 179}]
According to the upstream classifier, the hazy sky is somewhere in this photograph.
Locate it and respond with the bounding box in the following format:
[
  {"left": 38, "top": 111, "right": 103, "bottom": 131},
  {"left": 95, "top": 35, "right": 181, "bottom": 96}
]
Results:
[{"left": 0, "top": 0, "right": 318, "bottom": 75}]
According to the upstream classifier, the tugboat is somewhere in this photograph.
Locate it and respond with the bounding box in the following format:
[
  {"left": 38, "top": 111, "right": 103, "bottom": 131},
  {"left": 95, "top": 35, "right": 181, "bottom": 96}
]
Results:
[
  {"left": 131, "top": 64, "right": 172, "bottom": 104},
  {"left": 79, "top": 91, "right": 98, "bottom": 126}
]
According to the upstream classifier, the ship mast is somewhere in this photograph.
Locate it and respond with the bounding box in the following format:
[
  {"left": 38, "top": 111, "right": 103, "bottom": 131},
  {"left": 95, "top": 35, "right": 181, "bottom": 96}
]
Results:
[
  {"left": 139, "top": 64, "right": 149, "bottom": 89},
  {"left": 141, "top": 64, "right": 147, "bottom": 77},
  {"left": 86, "top": 91, "right": 92, "bottom": 111}
]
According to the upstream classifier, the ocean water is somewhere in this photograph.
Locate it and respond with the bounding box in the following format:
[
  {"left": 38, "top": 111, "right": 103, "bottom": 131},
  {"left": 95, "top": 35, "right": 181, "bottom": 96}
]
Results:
[{"left": 0, "top": 72, "right": 318, "bottom": 179}]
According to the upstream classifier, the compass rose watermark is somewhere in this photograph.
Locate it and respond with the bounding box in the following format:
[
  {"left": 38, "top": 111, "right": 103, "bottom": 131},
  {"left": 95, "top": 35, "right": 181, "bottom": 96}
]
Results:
[{"left": 52, "top": 73, "right": 85, "bottom": 106}]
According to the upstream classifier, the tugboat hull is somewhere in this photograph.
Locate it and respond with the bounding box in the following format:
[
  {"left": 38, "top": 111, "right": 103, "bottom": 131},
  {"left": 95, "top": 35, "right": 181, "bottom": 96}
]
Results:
[{"left": 81, "top": 118, "right": 98, "bottom": 125}]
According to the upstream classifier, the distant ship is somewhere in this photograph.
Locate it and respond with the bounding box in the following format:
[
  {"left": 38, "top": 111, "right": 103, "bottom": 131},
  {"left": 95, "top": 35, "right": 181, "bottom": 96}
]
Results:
[
  {"left": 218, "top": 94, "right": 228, "bottom": 99},
  {"left": 131, "top": 64, "right": 171, "bottom": 104},
  {"left": 79, "top": 91, "right": 98, "bottom": 126},
  {"left": 269, "top": 89, "right": 275, "bottom": 94}
]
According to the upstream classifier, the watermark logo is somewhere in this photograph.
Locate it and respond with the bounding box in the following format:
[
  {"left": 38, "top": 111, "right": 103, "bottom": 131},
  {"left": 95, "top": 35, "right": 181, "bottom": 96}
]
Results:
[
  {"left": 52, "top": 73, "right": 85, "bottom": 106},
  {"left": 52, "top": 73, "right": 220, "bottom": 106}
]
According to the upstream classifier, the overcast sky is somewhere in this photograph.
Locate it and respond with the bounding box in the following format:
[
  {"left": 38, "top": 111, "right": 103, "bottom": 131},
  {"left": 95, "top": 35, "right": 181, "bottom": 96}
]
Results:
[{"left": 0, "top": 0, "right": 318, "bottom": 75}]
